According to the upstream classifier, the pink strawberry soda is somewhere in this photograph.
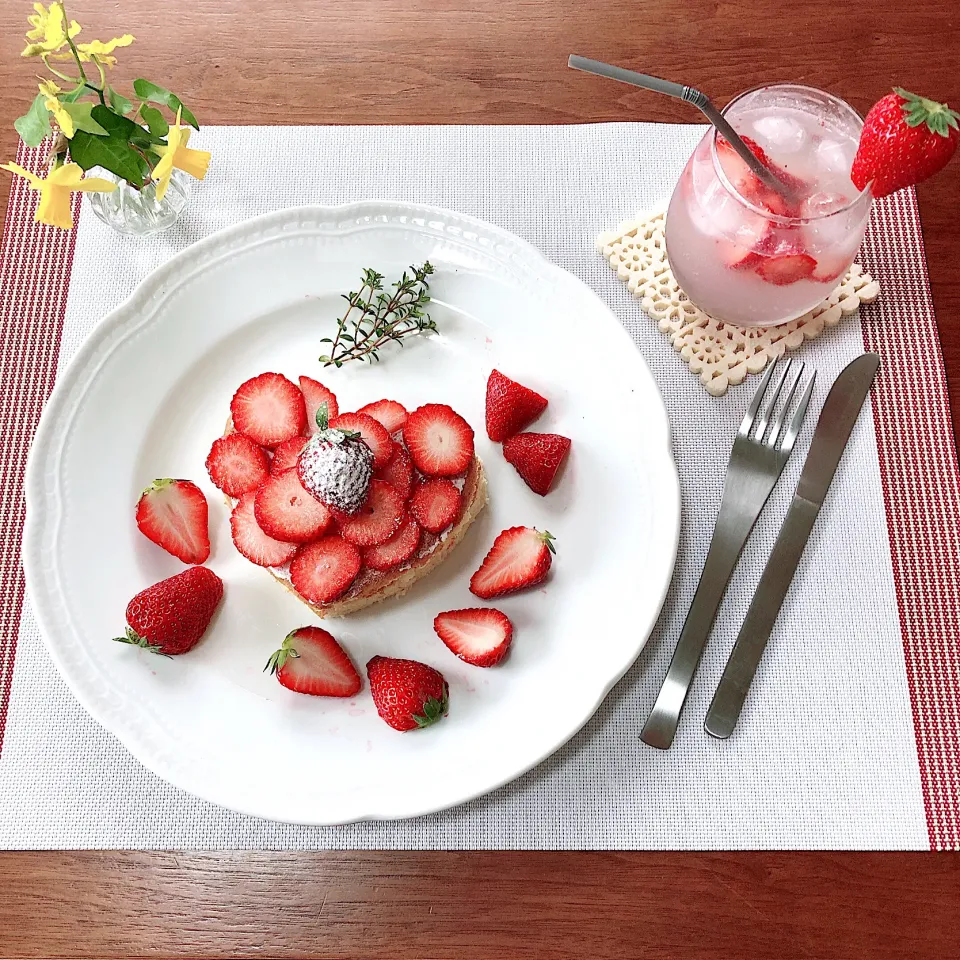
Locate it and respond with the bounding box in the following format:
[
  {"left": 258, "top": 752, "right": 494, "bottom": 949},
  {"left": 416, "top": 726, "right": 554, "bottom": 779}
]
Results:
[{"left": 665, "top": 84, "right": 872, "bottom": 327}]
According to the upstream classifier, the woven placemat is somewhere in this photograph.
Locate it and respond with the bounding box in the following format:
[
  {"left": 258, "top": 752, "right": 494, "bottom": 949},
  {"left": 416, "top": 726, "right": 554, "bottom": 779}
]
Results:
[{"left": 596, "top": 209, "right": 881, "bottom": 396}]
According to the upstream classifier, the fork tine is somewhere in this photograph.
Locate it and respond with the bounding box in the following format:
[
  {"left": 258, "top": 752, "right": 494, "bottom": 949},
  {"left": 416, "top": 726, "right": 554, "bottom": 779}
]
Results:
[
  {"left": 738, "top": 359, "right": 777, "bottom": 438},
  {"left": 766, "top": 362, "right": 805, "bottom": 447},
  {"left": 778, "top": 370, "right": 816, "bottom": 454},
  {"left": 753, "top": 358, "right": 792, "bottom": 441}
]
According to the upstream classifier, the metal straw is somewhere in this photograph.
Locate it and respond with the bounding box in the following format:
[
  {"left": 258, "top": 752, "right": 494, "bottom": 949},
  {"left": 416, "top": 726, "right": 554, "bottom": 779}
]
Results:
[{"left": 567, "top": 55, "right": 794, "bottom": 201}]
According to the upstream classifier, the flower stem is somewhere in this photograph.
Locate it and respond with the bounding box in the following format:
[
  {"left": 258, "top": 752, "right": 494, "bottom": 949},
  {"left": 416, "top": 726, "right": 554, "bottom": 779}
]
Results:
[{"left": 57, "top": 1, "right": 88, "bottom": 83}]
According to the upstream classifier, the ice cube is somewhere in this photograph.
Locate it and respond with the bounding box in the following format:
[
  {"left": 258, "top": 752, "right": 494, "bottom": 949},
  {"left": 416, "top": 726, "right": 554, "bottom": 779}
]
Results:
[
  {"left": 801, "top": 191, "right": 851, "bottom": 219},
  {"left": 812, "top": 137, "right": 853, "bottom": 176},
  {"left": 752, "top": 115, "right": 807, "bottom": 154}
]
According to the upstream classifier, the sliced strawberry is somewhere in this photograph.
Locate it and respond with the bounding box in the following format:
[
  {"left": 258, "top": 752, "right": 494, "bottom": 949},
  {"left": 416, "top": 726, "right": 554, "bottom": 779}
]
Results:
[
  {"left": 434, "top": 608, "right": 514, "bottom": 667},
  {"left": 408, "top": 478, "right": 461, "bottom": 533},
  {"left": 363, "top": 517, "right": 422, "bottom": 571},
  {"left": 231, "top": 373, "right": 306, "bottom": 448},
  {"left": 265, "top": 626, "right": 361, "bottom": 697},
  {"left": 756, "top": 252, "right": 818, "bottom": 286},
  {"left": 811, "top": 260, "right": 849, "bottom": 284},
  {"left": 366, "top": 656, "right": 449, "bottom": 731},
  {"left": 289, "top": 536, "right": 362, "bottom": 604},
  {"left": 502, "top": 432, "right": 571, "bottom": 496},
  {"left": 338, "top": 479, "right": 406, "bottom": 547},
  {"left": 717, "top": 135, "right": 804, "bottom": 218},
  {"left": 299, "top": 376, "right": 339, "bottom": 435},
  {"left": 375, "top": 442, "right": 415, "bottom": 500},
  {"left": 270, "top": 435, "right": 309, "bottom": 476},
  {"left": 254, "top": 469, "right": 332, "bottom": 543},
  {"left": 403, "top": 404, "right": 475, "bottom": 476},
  {"left": 205, "top": 433, "right": 270, "bottom": 499},
  {"left": 470, "top": 526, "right": 556, "bottom": 599},
  {"left": 230, "top": 492, "right": 298, "bottom": 567},
  {"left": 330, "top": 412, "right": 393, "bottom": 469},
  {"left": 358, "top": 399, "right": 409, "bottom": 435},
  {"left": 485, "top": 370, "right": 548, "bottom": 442},
  {"left": 135, "top": 479, "right": 210, "bottom": 564}
]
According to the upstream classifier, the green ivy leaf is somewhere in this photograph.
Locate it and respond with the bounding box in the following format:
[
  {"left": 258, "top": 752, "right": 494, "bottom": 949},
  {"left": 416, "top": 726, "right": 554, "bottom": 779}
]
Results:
[
  {"left": 89, "top": 104, "right": 163, "bottom": 146},
  {"left": 61, "top": 102, "right": 109, "bottom": 136},
  {"left": 132, "top": 78, "right": 199, "bottom": 129},
  {"left": 107, "top": 86, "right": 133, "bottom": 115},
  {"left": 69, "top": 129, "right": 149, "bottom": 187},
  {"left": 139, "top": 105, "right": 169, "bottom": 137},
  {"left": 13, "top": 94, "right": 51, "bottom": 148},
  {"left": 60, "top": 83, "right": 89, "bottom": 104}
]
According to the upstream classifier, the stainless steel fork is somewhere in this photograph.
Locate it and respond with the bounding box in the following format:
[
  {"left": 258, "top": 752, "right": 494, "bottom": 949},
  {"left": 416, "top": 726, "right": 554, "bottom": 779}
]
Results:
[{"left": 640, "top": 357, "right": 815, "bottom": 750}]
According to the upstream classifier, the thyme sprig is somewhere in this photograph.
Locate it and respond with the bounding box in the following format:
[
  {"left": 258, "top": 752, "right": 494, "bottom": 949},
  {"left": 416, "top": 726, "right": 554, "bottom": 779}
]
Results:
[{"left": 320, "top": 262, "right": 436, "bottom": 367}]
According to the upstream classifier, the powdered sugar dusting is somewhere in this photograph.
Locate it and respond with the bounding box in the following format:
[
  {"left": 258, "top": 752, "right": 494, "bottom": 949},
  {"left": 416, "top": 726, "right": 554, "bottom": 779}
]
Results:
[{"left": 297, "top": 429, "right": 374, "bottom": 514}]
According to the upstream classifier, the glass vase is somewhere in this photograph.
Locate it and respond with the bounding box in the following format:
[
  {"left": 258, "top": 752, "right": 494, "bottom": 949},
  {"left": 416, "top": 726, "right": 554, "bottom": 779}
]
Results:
[{"left": 85, "top": 168, "right": 191, "bottom": 236}]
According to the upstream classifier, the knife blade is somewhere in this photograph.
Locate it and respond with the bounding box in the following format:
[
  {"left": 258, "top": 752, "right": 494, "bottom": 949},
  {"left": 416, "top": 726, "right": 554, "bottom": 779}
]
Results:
[{"left": 703, "top": 353, "right": 880, "bottom": 740}]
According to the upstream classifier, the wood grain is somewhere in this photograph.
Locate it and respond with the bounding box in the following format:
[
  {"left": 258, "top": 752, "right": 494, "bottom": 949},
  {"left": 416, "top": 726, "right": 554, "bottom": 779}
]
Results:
[{"left": 1, "top": 1, "right": 959, "bottom": 957}]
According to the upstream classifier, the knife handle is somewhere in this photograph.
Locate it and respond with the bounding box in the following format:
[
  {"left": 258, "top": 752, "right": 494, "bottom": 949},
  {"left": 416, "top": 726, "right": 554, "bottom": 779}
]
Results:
[{"left": 704, "top": 497, "right": 819, "bottom": 739}]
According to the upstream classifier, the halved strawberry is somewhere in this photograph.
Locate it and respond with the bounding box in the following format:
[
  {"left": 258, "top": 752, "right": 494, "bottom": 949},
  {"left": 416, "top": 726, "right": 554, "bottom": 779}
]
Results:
[
  {"left": 502, "top": 432, "right": 571, "bottom": 496},
  {"left": 363, "top": 517, "right": 422, "bottom": 571},
  {"left": 135, "top": 478, "right": 210, "bottom": 564},
  {"left": 270, "top": 435, "right": 309, "bottom": 476},
  {"left": 300, "top": 376, "right": 339, "bottom": 435},
  {"left": 375, "top": 442, "right": 415, "bottom": 500},
  {"left": 403, "top": 404, "right": 475, "bottom": 476},
  {"left": 231, "top": 373, "right": 306, "bottom": 448},
  {"left": 289, "top": 536, "right": 362, "bottom": 604},
  {"left": 205, "top": 433, "right": 271, "bottom": 498},
  {"left": 230, "top": 492, "right": 298, "bottom": 567},
  {"left": 254, "top": 469, "right": 332, "bottom": 543},
  {"left": 408, "top": 478, "right": 461, "bottom": 533},
  {"left": 265, "top": 626, "right": 362, "bottom": 697},
  {"left": 756, "top": 252, "right": 818, "bottom": 286},
  {"left": 331, "top": 412, "right": 393, "bottom": 469},
  {"left": 358, "top": 399, "right": 409, "bottom": 435},
  {"left": 485, "top": 370, "right": 548, "bottom": 442},
  {"left": 469, "top": 526, "right": 556, "bottom": 599},
  {"left": 433, "top": 608, "right": 513, "bottom": 667},
  {"left": 338, "top": 479, "right": 406, "bottom": 547}
]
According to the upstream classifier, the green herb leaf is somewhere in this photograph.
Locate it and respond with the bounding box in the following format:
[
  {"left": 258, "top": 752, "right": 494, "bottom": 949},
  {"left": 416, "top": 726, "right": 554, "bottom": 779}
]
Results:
[
  {"left": 61, "top": 102, "right": 109, "bottom": 136},
  {"left": 132, "top": 78, "right": 199, "bottom": 129},
  {"left": 322, "top": 262, "right": 436, "bottom": 368},
  {"left": 139, "top": 105, "right": 169, "bottom": 137},
  {"left": 13, "top": 94, "right": 51, "bottom": 148},
  {"left": 107, "top": 86, "right": 134, "bottom": 115}
]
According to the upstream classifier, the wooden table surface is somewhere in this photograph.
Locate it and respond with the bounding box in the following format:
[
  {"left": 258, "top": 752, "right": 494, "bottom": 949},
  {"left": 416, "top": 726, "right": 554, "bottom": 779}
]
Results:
[{"left": 1, "top": 1, "right": 958, "bottom": 957}]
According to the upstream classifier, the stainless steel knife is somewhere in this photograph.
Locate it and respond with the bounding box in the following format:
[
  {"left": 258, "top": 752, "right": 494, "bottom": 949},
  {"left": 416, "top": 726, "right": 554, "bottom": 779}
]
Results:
[{"left": 703, "top": 353, "right": 880, "bottom": 740}]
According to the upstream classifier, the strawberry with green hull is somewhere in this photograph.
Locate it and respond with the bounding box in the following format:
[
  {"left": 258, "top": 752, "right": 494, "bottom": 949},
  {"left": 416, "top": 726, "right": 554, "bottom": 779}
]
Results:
[
  {"left": 852, "top": 89, "right": 959, "bottom": 198},
  {"left": 470, "top": 526, "right": 556, "bottom": 599},
  {"left": 135, "top": 478, "right": 210, "bottom": 564},
  {"left": 434, "top": 608, "right": 513, "bottom": 667},
  {"left": 114, "top": 566, "right": 223, "bottom": 656},
  {"left": 265, "top": 627, "right": 362, "bottom": 697},
  {"left": 367, "top": 656, "right": 449, "bottom": 731}
]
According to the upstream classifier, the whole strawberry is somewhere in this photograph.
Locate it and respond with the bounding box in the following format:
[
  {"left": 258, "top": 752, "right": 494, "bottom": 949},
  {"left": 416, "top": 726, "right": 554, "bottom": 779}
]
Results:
[
  {"left": 852, "top": 88, "right": 959, "bottom": 198},
  {"left": 114, "top": 566, "right": 223, "bottom": 656},
  {"left": 366, "top": 656, "right": 449, "bottom": 731}
]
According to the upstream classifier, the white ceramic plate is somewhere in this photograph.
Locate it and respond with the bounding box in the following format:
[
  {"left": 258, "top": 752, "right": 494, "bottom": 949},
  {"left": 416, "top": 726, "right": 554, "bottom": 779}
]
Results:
[{"left": 23, "top": 202, "right": 679, "bottom": 824}]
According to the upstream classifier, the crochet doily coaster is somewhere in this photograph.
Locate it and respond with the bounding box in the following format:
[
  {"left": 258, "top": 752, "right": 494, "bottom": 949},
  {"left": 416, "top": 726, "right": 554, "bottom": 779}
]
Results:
[{"left": 596, "top": 210, "right": 881, "bottom": 396}]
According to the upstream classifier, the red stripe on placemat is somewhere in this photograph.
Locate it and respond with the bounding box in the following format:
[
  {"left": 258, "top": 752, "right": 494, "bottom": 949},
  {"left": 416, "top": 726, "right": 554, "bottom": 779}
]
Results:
[
  {"left": 0, "top": 143, "right": 79, "bottom": 757},
  {"left": 858, "top": 188, "right": 960, "bottom": 852}
]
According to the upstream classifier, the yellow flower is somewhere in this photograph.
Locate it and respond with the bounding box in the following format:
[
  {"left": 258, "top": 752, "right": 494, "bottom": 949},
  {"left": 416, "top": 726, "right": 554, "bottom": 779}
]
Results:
[
  {"left": 0, "top": 161, "right": 116, "bottom": 230},
  {"left": 36, "top": 78, "right": 75, "bottom": 138},
  {"left": 74, "top": 34, "right": 134, "bottom": 68},
  {"left": 152, "top": 110, "right": 211, "bottom": 200},
  {"left": 22, "top": 3, "right": 81, "bottom": 57}
]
